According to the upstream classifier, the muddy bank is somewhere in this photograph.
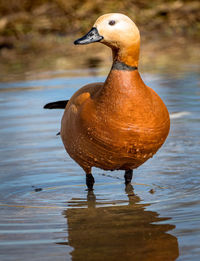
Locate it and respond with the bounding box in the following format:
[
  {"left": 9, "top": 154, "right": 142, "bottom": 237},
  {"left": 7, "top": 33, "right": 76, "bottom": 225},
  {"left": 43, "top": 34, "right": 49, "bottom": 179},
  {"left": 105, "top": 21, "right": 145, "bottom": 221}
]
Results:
[
  {"left": 0, "top": 0, "right": 199, "bottom": 80},
  {"left": 0, "top": 0, "right": 199, "bottom": 39}
]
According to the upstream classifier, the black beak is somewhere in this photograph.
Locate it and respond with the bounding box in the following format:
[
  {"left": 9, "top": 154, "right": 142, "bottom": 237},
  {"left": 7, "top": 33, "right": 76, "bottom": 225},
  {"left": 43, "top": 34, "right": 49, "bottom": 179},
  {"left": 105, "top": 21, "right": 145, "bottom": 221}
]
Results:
[{"left": 74, "top": 27, "right": 103, "bottom": 45}]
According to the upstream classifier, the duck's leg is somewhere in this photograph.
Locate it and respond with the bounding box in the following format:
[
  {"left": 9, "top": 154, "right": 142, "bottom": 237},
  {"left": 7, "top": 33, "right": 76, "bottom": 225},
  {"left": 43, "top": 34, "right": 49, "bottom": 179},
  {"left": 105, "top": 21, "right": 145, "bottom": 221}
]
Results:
[
  {"left": 83, "top": 167, "right": 95, "bottom": 191},
  {"left": 124, "top": 169, "right": 133, "bottom": 185},
  {"left": 86, "top": 173, "right": 95, "bottom": 191}
]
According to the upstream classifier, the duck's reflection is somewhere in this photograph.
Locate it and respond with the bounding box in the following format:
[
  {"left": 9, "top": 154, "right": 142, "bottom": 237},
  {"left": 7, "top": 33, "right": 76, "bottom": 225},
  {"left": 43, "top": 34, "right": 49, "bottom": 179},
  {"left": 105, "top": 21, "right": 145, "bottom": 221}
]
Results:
[{"left": 61, "top": 185, "right": 179, "bottom": 261}]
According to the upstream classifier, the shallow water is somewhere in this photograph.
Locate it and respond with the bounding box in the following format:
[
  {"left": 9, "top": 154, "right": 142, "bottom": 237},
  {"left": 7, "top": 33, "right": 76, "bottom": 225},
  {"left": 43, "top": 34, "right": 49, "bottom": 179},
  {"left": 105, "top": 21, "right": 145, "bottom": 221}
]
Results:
[{"left": 0, "top": 65, "right": 200, "bottom": 260}]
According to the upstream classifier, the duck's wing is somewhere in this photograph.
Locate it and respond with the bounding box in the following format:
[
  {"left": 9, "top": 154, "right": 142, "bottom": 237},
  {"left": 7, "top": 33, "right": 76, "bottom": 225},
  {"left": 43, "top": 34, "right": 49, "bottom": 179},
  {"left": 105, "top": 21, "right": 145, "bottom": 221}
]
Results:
[{"left": 43, "top": 100, "right": 69, "bottom": 109}]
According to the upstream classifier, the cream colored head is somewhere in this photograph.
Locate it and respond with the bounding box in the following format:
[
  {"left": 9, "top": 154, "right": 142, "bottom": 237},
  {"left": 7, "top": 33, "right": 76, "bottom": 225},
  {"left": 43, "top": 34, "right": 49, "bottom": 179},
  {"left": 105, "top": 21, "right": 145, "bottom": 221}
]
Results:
[
  {"left": 74, "top": 13, "right": 140, "bottom": 67},
  {"left": 94, "top": 13, "right": 140, "bottom": 49},
  {"left": 95, "top": 13, "right": 140, "bottom": 67}
]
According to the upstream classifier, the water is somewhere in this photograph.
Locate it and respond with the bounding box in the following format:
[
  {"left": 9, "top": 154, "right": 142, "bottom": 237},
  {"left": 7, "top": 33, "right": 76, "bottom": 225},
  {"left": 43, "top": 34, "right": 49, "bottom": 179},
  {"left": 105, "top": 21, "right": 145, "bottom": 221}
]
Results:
[{"left": 0, "top": 66, "right": 199, "bottom": 260}]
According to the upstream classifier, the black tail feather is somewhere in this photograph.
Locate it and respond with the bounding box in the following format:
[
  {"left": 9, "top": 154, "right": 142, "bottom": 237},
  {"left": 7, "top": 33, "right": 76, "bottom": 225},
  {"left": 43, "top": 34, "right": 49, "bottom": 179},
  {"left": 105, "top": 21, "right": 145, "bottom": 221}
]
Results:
[{"left": 43, "top": 100, "right": 69, "bottom": 109}]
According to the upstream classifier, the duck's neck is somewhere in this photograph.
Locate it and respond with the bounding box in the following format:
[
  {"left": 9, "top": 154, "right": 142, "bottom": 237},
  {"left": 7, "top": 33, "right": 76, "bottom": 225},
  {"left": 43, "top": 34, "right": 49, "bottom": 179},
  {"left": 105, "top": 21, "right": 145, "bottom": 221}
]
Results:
[
  {"left": 98, "top": 44, "right": 142, "bottom": 100},
  {"left": 112, "top": 41, "right": 140, "bottom": 68}
]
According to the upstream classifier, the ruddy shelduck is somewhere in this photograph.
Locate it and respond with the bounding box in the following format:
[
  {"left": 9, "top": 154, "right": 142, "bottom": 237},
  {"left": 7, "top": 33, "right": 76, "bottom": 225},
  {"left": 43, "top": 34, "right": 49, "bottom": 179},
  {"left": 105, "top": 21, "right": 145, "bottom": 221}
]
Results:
[{"left": 44, "top": 13, "right": 170, "bottom": 190}]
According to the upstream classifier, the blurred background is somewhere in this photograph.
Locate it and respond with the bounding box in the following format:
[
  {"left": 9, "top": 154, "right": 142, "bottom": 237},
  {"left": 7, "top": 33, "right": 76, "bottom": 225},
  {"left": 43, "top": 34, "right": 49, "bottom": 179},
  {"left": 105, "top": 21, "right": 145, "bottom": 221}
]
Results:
[{"left": 0, "top": 0, "right": 199, "bottom": 80}]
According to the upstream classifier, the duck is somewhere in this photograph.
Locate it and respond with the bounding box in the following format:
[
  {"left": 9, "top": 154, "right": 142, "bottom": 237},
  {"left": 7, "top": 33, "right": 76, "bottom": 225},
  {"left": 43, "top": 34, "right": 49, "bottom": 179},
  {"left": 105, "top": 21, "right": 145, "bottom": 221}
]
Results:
[{"left": 44, "top": 13, "right": 170, "bottom": 190}]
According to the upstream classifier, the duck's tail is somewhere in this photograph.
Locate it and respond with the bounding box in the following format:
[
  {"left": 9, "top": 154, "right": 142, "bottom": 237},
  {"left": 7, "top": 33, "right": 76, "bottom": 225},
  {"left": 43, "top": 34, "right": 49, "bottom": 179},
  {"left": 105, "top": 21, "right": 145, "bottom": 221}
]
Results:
[
  {"left": 43, "top": 100, "right": 69, "bottom": 109},
  {"left": 43, "top": 100, "right": 69, "bottom": 136}
]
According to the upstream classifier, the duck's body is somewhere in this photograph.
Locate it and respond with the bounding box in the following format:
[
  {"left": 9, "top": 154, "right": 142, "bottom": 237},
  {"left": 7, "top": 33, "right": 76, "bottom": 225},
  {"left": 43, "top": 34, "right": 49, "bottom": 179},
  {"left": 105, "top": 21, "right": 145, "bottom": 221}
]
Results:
[
  {"left": 61, "top": 64, "right": 169, "bottom": 174},
  {"left": 44, "top": 13, "right": 170, "bottom": 190}
]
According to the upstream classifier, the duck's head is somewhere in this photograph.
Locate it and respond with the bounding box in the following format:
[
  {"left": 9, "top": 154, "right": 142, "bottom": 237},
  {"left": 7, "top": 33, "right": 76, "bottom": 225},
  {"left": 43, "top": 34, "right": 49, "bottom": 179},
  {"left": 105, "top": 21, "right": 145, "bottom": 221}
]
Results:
[{"left": 74, "top": 13, "right": 140, "bottom": 67}]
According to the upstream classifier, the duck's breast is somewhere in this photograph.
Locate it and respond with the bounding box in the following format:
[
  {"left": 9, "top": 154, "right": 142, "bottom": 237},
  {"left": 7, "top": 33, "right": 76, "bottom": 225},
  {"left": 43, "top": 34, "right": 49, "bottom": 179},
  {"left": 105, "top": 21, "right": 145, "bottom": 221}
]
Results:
[{"left": 80, "top": 70, "right": 171, "bottom": 169}]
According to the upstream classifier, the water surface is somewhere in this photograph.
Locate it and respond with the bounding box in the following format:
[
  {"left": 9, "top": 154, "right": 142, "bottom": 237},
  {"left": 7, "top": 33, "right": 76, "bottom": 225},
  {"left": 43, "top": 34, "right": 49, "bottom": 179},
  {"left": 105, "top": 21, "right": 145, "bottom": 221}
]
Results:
[{"left": 0, "top": 66, "right": 199, "bottom": 260}]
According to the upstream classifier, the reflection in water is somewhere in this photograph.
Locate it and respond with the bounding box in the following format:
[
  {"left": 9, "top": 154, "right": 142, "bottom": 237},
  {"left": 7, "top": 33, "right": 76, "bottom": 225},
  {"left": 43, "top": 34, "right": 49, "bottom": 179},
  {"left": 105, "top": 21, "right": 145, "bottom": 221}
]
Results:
[{"left": 61, "top": 186, "right": 179, "bottom": 261}]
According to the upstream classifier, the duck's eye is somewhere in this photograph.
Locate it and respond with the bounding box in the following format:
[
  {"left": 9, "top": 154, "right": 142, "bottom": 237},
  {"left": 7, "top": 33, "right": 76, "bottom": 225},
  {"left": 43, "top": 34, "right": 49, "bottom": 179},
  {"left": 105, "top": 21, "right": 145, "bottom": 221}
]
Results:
[{"left": 109, "top": 20, "right": 115, "bottom": 26}]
